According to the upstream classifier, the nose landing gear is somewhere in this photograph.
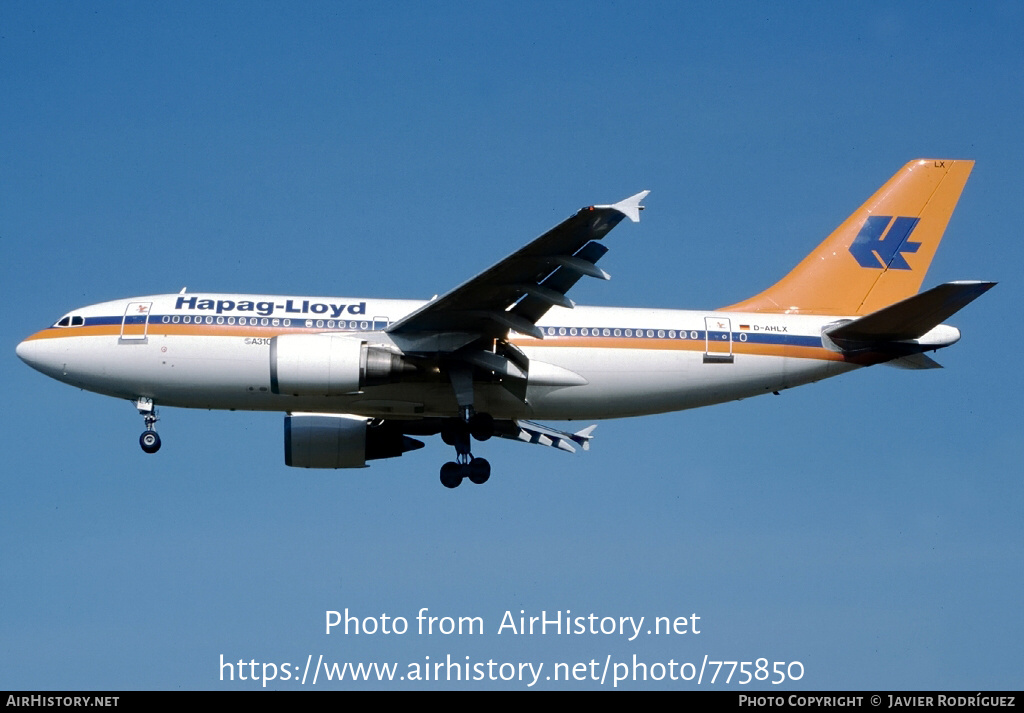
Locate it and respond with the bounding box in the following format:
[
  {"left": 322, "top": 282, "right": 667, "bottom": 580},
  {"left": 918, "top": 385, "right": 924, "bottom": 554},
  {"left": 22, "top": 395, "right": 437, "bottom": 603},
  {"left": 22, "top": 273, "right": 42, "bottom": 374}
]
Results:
[
  {"left": 139, "top": 429, "right": 161, "bottom": 454},
  {"left": 134, "top": 397, "right": 161, "bottom": 454}
]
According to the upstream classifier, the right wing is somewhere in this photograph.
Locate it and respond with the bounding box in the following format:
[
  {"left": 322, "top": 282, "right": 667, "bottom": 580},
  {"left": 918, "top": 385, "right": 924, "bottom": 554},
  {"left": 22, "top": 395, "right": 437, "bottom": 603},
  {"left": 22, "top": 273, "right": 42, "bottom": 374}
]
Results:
[
  {"left": 382, "top": 191, "right": 647, "bottom": 420},
  {"left": 387, "top": 191, "right": 649, "bottom": 344}
]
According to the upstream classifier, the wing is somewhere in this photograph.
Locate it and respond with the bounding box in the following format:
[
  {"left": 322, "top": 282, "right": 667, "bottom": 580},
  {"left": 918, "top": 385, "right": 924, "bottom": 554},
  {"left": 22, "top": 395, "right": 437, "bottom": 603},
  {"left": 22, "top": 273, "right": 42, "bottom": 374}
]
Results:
[
  {"left": 286, "top": 194, "right": 648, "bottom": 475},
  {"left": 493, "top": 420, "right": 597, "bottom": 453},
  {"left": 387, "top": 191, "right": 649, "bottom": 343}
]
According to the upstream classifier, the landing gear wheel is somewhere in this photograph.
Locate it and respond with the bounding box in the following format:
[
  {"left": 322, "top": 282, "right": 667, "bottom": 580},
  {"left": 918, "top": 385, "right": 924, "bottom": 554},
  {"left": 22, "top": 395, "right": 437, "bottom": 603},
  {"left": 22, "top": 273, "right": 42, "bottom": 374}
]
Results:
[
  {"left": 441, "top": 418, "right": 468, "bottom": 447},
  {"left": 469, "top": 413, "right": 494, "bottom": 442},
  {"left": 139, "top": 430, "right": 161, "bottom": 454},
  {"left": 468, "top": 457, "right": 491, "bottom": 485},
  {"left": 440, "top": 461, "right": 463, "bottom": 489}
]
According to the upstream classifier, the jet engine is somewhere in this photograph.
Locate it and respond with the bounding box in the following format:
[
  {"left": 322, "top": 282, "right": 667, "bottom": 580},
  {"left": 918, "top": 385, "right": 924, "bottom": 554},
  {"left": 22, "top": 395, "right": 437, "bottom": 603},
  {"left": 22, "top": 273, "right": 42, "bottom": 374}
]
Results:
[
  {"left": 284, "top": 413, "right": 424, "bottom": 468},
  {"left": 270, "top": 334, "right": 411, "bottom": 396}
]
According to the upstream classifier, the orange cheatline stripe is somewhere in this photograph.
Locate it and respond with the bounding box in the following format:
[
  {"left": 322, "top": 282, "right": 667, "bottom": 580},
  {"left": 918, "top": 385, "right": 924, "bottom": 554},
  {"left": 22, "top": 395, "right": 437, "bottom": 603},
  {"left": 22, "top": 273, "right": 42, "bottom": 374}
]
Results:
[{"left": 25, "top": 325, "right": 847, "bottom": 362}]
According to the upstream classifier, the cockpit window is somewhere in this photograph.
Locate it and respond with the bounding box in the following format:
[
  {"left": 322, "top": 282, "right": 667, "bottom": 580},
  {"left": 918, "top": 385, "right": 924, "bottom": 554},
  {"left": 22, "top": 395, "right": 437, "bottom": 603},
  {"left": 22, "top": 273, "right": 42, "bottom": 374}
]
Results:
[{"left": 54, "top": 315, "right": 84, "bottom": 328}]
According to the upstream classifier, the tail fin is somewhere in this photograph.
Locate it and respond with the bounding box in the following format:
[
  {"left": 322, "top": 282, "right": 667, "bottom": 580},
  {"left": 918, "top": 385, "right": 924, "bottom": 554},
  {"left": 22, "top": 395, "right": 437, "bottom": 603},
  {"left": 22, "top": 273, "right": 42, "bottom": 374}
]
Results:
[{"left": 721, "top": 159, "right": 974, "bottom": 316}]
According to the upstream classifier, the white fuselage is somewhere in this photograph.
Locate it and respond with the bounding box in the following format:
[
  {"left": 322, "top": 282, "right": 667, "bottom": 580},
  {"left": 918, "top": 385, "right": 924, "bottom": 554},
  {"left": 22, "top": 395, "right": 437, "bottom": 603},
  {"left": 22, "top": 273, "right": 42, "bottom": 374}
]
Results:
[{"left": 17, "top": 292, "right": 858, "bottom": 422}]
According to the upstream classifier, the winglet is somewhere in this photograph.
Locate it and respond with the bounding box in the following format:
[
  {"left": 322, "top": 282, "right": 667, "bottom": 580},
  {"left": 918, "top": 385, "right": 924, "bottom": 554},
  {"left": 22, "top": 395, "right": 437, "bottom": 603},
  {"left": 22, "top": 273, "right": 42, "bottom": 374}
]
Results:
[
  {"left": 597, "top": 190, "right": 650, "bottom": 223},
  {"left": 572, "top": 424, "right": 598, "bottom": 451}
]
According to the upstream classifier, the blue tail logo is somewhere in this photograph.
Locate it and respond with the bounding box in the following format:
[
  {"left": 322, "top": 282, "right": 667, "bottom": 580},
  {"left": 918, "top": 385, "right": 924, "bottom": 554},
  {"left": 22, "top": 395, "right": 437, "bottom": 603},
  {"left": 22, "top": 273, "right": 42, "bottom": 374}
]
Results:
[{"left": 849, "top": 216, "right": 921, "bottom": 270}]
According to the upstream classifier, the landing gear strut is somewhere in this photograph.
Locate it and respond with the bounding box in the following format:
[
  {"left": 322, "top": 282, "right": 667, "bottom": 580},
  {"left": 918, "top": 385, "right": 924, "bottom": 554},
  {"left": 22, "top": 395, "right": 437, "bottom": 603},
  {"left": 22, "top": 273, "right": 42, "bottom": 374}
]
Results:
[
  {"left": 438, "top": 410, "right": 493, "bottom": 488},
  {"left": 134, "top": 397, "right": 161, "bottom": 454}
]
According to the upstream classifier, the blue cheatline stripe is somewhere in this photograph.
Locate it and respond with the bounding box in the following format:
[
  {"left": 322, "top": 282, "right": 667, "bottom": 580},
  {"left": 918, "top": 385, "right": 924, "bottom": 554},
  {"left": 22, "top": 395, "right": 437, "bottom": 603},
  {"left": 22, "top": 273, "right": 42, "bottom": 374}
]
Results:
[{"left": 71, "top": 314, "right": 825, "bottom": 349}]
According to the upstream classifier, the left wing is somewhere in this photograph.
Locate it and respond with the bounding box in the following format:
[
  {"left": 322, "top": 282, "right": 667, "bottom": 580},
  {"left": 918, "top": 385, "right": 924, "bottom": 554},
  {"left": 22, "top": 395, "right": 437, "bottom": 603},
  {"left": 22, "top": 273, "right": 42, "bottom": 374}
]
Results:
[
  {"left": 493, "top": 420, "right": 597, "bottom": 453},
  {"left": 387, "top": 191, "right": 649, "bottom": 344}
]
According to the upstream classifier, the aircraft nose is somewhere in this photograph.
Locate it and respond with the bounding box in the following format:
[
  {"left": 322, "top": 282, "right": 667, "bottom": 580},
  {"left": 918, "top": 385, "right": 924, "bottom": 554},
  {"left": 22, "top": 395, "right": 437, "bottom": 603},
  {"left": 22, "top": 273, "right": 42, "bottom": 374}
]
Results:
[
  {"left": 17, "top": 338, "right": 40, "bottom": 368},
  {"left": 16, "top": 336, "right": 60, "bottom": 376}
]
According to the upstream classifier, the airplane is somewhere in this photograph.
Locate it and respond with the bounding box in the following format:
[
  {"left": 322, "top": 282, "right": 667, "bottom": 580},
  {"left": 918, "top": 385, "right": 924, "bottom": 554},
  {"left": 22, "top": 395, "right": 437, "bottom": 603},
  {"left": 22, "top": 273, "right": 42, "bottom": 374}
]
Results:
[{"left": 17, "top": 159, "right": 994, "bottom": 488}]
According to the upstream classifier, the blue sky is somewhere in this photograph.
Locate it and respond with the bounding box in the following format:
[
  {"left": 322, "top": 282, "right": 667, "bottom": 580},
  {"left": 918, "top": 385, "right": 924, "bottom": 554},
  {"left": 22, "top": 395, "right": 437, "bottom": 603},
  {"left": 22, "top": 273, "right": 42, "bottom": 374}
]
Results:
[{"left": 2, "top": 1, "right": 1021, "bottom": 690}]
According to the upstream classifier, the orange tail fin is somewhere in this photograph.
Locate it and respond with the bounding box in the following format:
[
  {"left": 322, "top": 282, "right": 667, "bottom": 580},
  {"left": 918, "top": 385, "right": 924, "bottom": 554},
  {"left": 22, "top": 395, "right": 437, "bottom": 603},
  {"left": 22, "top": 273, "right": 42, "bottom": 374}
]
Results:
[{"left": 721, "top": 159, "right": 973, "bottom": 316}]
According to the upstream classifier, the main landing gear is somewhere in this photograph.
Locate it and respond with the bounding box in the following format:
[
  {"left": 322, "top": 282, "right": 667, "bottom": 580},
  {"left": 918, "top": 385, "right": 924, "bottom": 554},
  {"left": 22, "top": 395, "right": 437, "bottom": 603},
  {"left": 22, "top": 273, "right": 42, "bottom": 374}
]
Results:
[
  {"left": 438, "top": 411, "right": 493, "bottom": 488},
  {"left": 134, "top": 397, "right": 161, "bottom": 454}
]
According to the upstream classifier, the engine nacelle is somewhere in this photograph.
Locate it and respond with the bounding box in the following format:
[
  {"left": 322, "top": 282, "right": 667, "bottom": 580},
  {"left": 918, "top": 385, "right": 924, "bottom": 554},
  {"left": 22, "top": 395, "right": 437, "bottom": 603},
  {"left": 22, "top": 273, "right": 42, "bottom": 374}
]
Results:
[
  {"left": 284, "top": 413, "right": 424, "bottom": 468},
  {"left": 270, "top": 334, "right": 409, "bottom": 396}
]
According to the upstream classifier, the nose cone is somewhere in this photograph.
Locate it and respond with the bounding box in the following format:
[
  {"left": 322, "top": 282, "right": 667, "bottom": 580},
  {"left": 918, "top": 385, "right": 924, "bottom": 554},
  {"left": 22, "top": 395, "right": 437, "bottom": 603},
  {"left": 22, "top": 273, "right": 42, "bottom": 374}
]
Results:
[
  {"left": 16, "top": 335, "right": 63, "bottom": 378},
  {"left": 16, "top": 337, "right": 37, "bottom": 366}
]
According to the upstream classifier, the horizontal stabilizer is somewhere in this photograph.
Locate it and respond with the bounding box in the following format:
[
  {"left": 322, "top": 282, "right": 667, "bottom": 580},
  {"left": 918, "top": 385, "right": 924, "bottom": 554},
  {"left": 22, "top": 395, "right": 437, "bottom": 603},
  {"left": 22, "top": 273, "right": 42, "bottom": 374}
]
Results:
[{"left": 825, "top": 281, "right": 995, "bottom": 343}]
